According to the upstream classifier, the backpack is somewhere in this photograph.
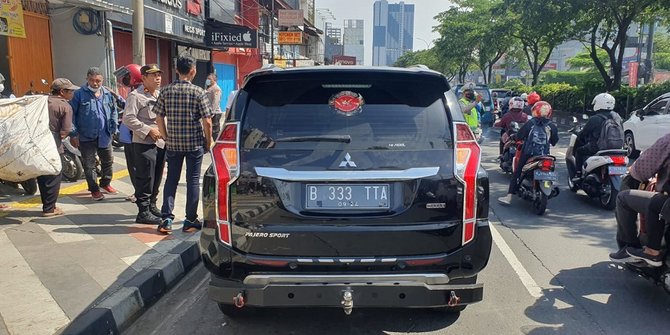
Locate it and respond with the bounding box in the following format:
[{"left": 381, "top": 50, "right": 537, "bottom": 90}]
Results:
[
  {"left": 523, "top": 118, "right": 551, "bottom": 157},
  {"left": 596, "top": 112, "right": 624, "bottom": 150}
]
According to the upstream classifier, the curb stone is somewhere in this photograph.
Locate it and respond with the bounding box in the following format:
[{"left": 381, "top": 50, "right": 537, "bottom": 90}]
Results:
[{"left": 59, "top": 240, "right": 201, "bottom": 335}]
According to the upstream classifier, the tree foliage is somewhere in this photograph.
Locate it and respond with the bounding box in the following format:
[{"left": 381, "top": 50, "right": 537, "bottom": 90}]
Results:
[
  {"left": 500, "top": 0, "right": 582, "bottom": 86},
  {"left": 567, "top": 49, "right": 610, "bottom": 71},
  {"left": 571, "top": 0, "right": 670, "bottom": 90}
]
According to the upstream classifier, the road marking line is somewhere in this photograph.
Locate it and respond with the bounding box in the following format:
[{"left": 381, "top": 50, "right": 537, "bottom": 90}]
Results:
[
  {"left": 0, "top": 231, "right": 70, "bottom": 334},
  {"left": 555, "top": 152, "right": 566, "bottom": 156},
  {"left": 489, "top": 223, "right": 543, "bottom": 298},
  {"left": 1, "top": 169, "right": 130, "bottom": 212}
]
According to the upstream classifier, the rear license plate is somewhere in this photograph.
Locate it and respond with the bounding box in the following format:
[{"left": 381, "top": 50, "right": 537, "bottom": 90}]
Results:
[
  {"left": 306, "top": 184, "right": 390, "bottom": 210},
  {"left": 608, "top": 166, "right": 628, "bottom": 175},
  {"left": 534, "top": 170, "right": 557, "bottom": 181}
]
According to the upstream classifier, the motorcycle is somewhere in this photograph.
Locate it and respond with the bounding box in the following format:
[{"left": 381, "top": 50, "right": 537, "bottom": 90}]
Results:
[
  {"left": 509, "top": 138, "right": 561, "bottom": 215},
  {"left": 565, "top": 116, "right": 628, "bottom": 210},
  {"left": 620, "top": 178, "right": 670, "bottom": 294},
  {"left": 499, "top": 121, "right": 523, "bottom": 173},
  {"left": 61, "top": 137, "right": 84, "bottom": 182}
]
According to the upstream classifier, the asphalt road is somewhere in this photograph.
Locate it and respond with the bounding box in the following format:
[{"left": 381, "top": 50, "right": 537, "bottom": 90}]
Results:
[{"left": 125, "top": 129, "right": 670, "bottom": 335}]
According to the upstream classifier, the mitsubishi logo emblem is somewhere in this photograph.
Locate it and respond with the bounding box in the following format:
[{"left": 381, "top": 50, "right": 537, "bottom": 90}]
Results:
[{"left": 339, "top": 153, "right": 357, "bottom": 168}]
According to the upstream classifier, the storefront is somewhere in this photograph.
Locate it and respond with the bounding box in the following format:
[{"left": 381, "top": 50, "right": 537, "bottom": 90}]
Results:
[
  {"left": 1, "top": 0, "right": 53, "bottom": 97},
  {"left": 106, "top": 0, "right": 212, "bottom": 89}
]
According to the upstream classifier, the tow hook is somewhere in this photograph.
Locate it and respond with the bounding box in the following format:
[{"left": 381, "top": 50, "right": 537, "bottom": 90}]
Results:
[
  {"left": 233, "top": 292, "right": 245, "bottom": 308},
  {"left": 448, "top": 291, "right": 461, "bottom": 307},
  {"left": 341, "top": 289, "right": 354, "bottom": 315}
]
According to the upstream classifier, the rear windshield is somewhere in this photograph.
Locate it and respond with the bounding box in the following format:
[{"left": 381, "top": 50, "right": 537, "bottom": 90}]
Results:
[{"left": 241, "top": 80, "right": 451, "bottom": 151}]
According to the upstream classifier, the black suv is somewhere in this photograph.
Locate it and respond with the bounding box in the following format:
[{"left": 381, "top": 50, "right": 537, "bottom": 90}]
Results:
[{"left": 200, "top": 66, "right": 492, "bottom": 316}]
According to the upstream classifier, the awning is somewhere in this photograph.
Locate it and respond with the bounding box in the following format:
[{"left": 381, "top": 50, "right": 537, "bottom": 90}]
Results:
[{"left": 60, "top": 0, "right": 133, "bottom": 15}]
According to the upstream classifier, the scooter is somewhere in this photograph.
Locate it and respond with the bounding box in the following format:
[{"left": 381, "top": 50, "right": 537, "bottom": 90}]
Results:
[
  {"left": 565, "top": 116, "right": 628, "bottom": 210},
  {"left": 61, "top": 137, "right": 84, "bottom": 182},
  {"left": 499, "top": 121, "right": 522, "bottom": 173},
  {"left": 620, "top": 179, "right": 670, "bottom": 294},
  {"left": 510, "top": 139, "right": 561, "bottom": 215}
]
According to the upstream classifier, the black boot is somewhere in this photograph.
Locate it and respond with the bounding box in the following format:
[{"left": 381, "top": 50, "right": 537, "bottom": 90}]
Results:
[
  {"left": 136, "top": 211, "right": 162, "bottom": 224},
  {"left": 149, "top": 202, "right": 161, "bottom": 218}
]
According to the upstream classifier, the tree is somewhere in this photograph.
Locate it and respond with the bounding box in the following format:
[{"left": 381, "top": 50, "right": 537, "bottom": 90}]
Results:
[
  {"left": 654, "top": 32, "right": 670, "bottom": 70},
  {"left": 571, "top": 0, "right": 670, "bottom": 90},
  {"left": 434, "top": 6, "right": 477, "bottom": 83},
  {"left": 393, "top": 49, "right": 458, "bottom": 80},
  {"left": 566, "top": 49, "right": 610, "bottom": 71},
  {"left": 501, "top": 0, "right": 581, "bottom": 85},
  {"left": 434, "top": 0, "right": 516, "bottom": 84}
]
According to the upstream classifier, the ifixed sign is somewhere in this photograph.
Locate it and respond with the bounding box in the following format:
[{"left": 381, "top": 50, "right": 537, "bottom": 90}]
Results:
[{"left": 205, "top": 21, "right": 258, "bottom": 49}]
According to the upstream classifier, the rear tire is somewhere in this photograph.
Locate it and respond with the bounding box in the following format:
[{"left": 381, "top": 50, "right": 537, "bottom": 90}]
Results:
[
  {"left": 624, "top": 132, "right": 640, "bottom": 159},
  {"left": 533, "top": 192, "right": 548, "bottom": 215},
  {"left": 599, "top": 178, "right": 618, "bottom": 210},
  {"left": 20, "top": 179, "right": 38, "bottom": 195},
  {"left": 61, "top": 152, "right": 83, "bottom": 182}
]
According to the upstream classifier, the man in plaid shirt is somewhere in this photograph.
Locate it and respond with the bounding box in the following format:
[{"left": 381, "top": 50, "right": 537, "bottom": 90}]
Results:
[{"left": 154, "top": 55, "right": 213, "bottom": 234}]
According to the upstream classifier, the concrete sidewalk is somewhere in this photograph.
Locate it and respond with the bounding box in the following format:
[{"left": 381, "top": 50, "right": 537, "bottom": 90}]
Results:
[{"left": 0, "top": 152, "right": 210, "bottom": 335}]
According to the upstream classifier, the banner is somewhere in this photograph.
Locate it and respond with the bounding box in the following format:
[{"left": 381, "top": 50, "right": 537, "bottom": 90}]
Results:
[
  {"left": 278, "top": 9, "right": 303, "bottom": 26},
  {"left": 205, "top": 20, "right": 257, "bottom": 49},
  {"left": 629, "top": 62, "right": 639, "bottom": 88},
  {"left": 278, "top": 31, "right": 302, "bottom": 45},
  {"left": 0, "top": 0, "right": 26, "bottom": 38}
]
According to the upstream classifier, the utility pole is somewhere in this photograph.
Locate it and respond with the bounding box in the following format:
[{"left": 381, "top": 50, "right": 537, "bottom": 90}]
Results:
[
  {"left": 270, "top": 0, "right": 275, "bottom": 64},
  {"left": 132, "top": 0, "right": 145, "bottom": 65},
  {"left": 645, "top": 20, "right": 655, "bottom": 84}
]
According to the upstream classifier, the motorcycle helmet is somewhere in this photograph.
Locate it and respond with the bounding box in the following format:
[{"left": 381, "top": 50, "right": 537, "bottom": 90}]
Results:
[
  {"left": 592, "top": 93, "right": 615, "bottom": 111},
  {"left": 531, "top": 101, "right": 553, "bottom": 119},
  {"left": 528, "top": 92, "right": 541, "bottom": 105},
  {"left": 114, "top": 64, "right": 142, "bottom": 89},
  {"left": 508, "top": 97, "right": 525, "bottom": 111},
  {"left": 520, "top": 93, "right": 528, "bottom": 101}
]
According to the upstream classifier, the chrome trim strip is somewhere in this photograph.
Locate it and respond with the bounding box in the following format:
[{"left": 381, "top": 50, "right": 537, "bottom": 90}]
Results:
[
  {"left": 243, "top": 273, "right": 451, "bottom": 286},
  {"left": 255, "top": 167, "right": 440, "bottom": 182}
]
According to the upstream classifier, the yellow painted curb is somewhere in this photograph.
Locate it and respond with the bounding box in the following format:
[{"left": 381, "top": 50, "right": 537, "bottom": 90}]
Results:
[{"left": 0, "top": 169, "right": 130, "bottom": 214}]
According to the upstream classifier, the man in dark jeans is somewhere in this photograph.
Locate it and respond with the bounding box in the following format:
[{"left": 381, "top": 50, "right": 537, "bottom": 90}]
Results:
[
  {"left": 154, "top": 55, "right": 213, "bottom": 234},
  {"left": 610, "top": 133, "right": 670, "bottom": 267},
  {"left": 70, "top": 67, "right": 119, "bottom": 201},
  {"left": 39, "top": 78, "right": 79, "bottom": 216},
  {"left": 123, "top": 64, "right": 165, "bottom": 224}
]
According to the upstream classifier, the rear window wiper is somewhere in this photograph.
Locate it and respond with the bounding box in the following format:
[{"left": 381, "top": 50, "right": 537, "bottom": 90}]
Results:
[{"left": 274, "top": 135, "right": 352, "bottom": 143}]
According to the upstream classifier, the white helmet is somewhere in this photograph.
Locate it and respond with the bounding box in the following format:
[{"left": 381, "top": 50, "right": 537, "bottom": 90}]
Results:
[
  {"left": 509, "top": 97, "right": 525, "bottom": 110},
  {"left": 592, "top": 93, "right": 615, "bottom": 111},
  {"left": 520, "top": 93, "right": 528, "bottom": 101}
]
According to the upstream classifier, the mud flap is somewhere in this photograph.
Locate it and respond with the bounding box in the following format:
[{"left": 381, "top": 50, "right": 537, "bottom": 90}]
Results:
[
  {"left": 610, "top": 175, "right": 622, "bottom": 191},
  {"left": 539, "top": 180, "right": 554, "bottom": 196}
]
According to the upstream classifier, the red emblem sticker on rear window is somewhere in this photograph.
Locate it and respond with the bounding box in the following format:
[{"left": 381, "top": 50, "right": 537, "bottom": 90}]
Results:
[{"left": 329, "top": 91, "right": 364, "bottom": 116}]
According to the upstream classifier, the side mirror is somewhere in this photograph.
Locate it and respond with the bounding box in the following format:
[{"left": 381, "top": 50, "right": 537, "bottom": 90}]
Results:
[{"left": 582, "top": 114, "right": 589, "bottom": 120}]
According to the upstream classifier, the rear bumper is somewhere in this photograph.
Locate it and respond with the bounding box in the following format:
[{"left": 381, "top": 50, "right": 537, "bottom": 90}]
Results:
[
  {"left": 209, "top": 273, "right": 483, "bottom": 308},
  {"left": 202, "top": 221, "right": 492, "bottom": 308}
]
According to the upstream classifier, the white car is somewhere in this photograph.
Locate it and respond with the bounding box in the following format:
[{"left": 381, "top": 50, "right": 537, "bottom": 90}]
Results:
[{"left": 623, "top": 92, "right": 670, "bottom": 158}]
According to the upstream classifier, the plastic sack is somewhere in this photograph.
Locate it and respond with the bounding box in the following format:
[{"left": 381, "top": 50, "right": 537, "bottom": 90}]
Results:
[{"left": 0, "top": 96, "right": 61, "bottom": 182}]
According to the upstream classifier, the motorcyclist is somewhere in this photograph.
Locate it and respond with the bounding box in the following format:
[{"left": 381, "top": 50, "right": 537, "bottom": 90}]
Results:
[
  {"left": 495, "top": 97, "right": 529, "bottom": 155},
  {"left": 459, "top": 87, "right": 483, "bottom": 136},
  {"left": 574, "top": 93, "right": 623, "bottom": 177},
  {"left": 498, "top": 101, "right": 559, "bottom": 205},
  {"left": 523, "top": 92, "right": 541, "bottom": 116},
  {"left": 609, "top": 133, "right": 670, "bottom": 267}
]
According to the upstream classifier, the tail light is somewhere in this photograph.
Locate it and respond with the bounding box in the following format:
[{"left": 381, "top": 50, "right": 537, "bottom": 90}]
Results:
[
  {"left": 454, "top": 123, "right": 481, "bottom": 245},
  {"left": 212, "top": 122, "right": 240, "bottom": 246},
  {"left": 540, "top": 159, "right": 554, "bottom": 172},
  {"left": 609, "top": 155, "right": 628, "bottom": 166}
]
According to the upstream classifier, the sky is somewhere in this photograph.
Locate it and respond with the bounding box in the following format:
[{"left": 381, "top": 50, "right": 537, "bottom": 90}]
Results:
[{"left": 314, "top": 0, "right": 455, "bottom": 65}]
